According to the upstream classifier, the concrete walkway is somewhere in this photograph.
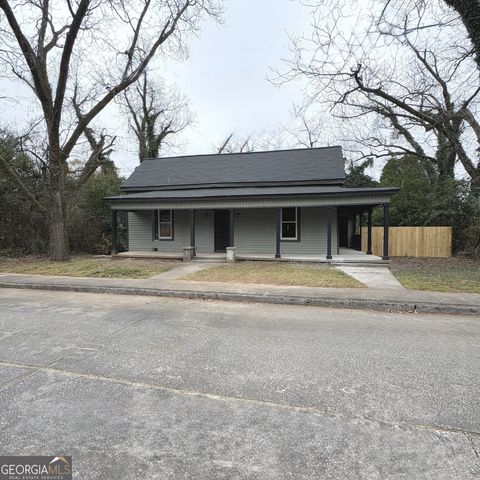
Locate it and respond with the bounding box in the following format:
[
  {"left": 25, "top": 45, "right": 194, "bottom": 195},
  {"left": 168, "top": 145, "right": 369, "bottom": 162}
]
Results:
[
  {"left": 147, "top": 262, "right": 215, "bottom": 281},
  {"left": 335, "top": 265, "right": 405, "bottom": 289},
  {"left": 1, "top": 269, "right": 479, "bottom": 315}
]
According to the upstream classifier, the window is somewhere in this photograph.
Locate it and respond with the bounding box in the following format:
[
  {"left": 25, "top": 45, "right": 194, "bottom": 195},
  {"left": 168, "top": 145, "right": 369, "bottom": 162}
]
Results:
[
  {"left": 281, "top": 207, "right": 298, "bottom": 240},
  {"left": 158, "top": 210, "right": 173, "bottom": 239}
]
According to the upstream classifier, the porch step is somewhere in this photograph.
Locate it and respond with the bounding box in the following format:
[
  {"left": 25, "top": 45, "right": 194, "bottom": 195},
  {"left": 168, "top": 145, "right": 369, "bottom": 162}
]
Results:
[
  {"left": 331, "top": 260, "right": 390, "bottom": 267},
  {"left": 193, "top": 256, "right": 226, "bottom": 263}
]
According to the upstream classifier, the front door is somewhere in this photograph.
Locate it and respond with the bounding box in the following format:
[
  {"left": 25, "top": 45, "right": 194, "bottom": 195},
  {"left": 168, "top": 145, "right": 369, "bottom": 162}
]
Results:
[
  {"left": 214, "top": 210, "right": 230, "bottom": 252},
  {"left": 339, "top": 216, "right": 349, "bottom": 247}
]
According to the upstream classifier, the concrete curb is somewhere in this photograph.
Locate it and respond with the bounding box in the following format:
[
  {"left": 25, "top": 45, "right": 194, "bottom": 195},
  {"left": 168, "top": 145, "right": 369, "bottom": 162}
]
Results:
[{"left": 1, "top": 281, "right": 479, "bottom": 316}]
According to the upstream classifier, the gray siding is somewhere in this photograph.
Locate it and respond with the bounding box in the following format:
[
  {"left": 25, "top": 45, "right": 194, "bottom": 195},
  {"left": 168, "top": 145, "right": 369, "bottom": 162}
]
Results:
[
  {"left": 128, "top": 207, "right": 338, "bottom": 256},
  {"left": 128, "top": 210, "right": 214, "bottom": 252},
  {"left": 281, "top": 207, "right": 337, "bottom": 256},
  {"left": 235, "top": 209, "right": 276, "bottom": 254},
  {"left": 234, "top": 207, "right": 337, "bottom": 256},
  {"left": 195, "top": 210, "right": 214, "bottom": 252},
  {"left": 127, "top": 211, "right": 152, "bottom": 251}
]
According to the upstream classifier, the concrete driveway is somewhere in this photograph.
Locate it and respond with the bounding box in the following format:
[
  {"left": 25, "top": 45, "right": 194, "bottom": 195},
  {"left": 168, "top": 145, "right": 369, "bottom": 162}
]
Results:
[{"left": 0, "top": 289, "right": 479, "bottom": 479}]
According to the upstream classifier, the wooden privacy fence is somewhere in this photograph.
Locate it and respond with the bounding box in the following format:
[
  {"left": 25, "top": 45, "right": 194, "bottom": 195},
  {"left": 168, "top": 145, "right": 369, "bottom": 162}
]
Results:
[{"left": 361, "top": 226, "right": 452, "bottom": 257}]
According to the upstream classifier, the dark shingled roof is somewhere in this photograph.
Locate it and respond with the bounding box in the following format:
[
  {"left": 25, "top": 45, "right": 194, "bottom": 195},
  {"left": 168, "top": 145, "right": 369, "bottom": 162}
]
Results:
[
  {"left": 107, "top": 185, "right": 399, "bottom": 202},
  {"left": 121, "top": 146, "right": 346, "bottom": 191}
]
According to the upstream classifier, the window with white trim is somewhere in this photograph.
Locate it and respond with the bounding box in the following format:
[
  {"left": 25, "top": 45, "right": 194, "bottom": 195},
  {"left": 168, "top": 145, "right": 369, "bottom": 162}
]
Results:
[
  {"left": 158, "top": 210, "right": 173, "bottom": 239},
  {"left": 281, "top": 207, "right": 298, "bottom": 240}
]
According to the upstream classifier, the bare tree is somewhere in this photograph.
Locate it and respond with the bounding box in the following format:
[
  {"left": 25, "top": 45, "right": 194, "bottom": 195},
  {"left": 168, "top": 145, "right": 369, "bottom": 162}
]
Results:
[
  {"left": 215, "top": 132, "right": 257, "bottom": 153},
  {"left": 443, "top": 0, "right": 480, "bottom": 70},
  {"left": 0, "top": 0, "right": 221, "bottom": 259},
  {"left": 122, "top": 72, "right": 193, "bottom": 162},
  {"left": 280, "top": 0, "right": 480, "bottom": 187},
  {"left": 382, "top": 0, "right": 480, "bottom": 71},
  {"left": 286, "top": 106, "right": 325, "bottom": 148}
]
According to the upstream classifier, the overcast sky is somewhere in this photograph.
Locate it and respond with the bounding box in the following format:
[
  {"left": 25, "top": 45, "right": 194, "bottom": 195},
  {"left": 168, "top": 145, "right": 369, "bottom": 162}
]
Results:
[
  {"left": 111, "top": 0, "right": 313, "bottom": 175},
  {"left": 0, "top": 0, "right": 314, "bottom": 176},
  {"left": 112, "top": 0, "right": 315, "bottom": 176}
]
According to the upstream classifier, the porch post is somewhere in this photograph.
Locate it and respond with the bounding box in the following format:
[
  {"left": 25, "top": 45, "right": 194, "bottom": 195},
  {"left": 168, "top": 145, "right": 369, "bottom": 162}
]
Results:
[
  {"left": 151, "top": 210, "right": 157, "bottom": 241},
  {"left": 326, "top": 206, "right": 332, "bottom": 260},
  {"left": 229, "top": 208, "right": 235, "bottom": 247},
  {"left": 382, "top": 203, "right": 390, "bottom": 260},
  {"left": 275, "top": 207, "right": 281, "bottom": 258},
  {"left": 111, "top": 209, "right": 118, "bottom": 255},
  {"left": 367, "top": 208, "right": 373, "bottom": 255},
  {"left": 190, "top": 209, "right": 196, "bottom": 256}
]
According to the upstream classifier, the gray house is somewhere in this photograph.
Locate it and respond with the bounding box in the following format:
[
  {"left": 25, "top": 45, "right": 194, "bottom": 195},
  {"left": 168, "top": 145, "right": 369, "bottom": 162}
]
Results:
[{"left": 106, "top": 147, "right": 398, "bottom": 261}]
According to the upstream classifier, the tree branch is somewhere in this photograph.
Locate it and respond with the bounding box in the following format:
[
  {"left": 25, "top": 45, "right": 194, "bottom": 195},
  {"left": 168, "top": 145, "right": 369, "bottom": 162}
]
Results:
[
  {"left": 0, "top": 152, "right": 47, "bottom": 212},
  {"left": 0, "top": 0, "right": 53, "bottom": 108},
  {"left": 62, "top": 0, "right": 192, "bottom": 158},
  {"left": 53, "top": 0, "right": 90, "bottom": 130}
]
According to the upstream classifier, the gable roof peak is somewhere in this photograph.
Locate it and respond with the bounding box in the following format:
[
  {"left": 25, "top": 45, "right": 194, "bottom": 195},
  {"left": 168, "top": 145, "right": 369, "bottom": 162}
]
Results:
[{"left": 122, "top": 146, "right": 345, "bottom": 191}]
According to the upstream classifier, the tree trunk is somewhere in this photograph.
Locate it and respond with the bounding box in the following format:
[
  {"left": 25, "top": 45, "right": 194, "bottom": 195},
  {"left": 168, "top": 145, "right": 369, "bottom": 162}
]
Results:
[
  {"left": 436, "top": 133, "right": 457, "bottom": 184},
  {"left": 138, "top": 139, "right": 147, "bottom": 163},
  {"left": 48, "top": 189, "right": 69, "bottom": 260},
  {"left": 471, "top": 170, "right": 480, "bottom": 192},
  {"left": 47, "top": 137, "right": 70, "bottom": 261}
]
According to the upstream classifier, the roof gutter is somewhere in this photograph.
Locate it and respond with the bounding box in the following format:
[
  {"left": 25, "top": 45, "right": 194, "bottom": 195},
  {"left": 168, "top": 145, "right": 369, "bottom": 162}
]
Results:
[{"left": 105, "top": 187, "right": 400, "bottom": 203}]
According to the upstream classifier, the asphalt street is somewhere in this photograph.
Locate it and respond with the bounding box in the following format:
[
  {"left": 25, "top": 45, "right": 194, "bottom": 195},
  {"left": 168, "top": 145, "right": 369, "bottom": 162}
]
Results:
[{"left": 0, "top": 289, "right": 479, "bottom": 479}]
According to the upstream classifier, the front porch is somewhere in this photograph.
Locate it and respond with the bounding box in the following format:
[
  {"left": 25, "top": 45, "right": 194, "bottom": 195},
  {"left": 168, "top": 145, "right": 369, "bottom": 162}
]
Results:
[
  {"left": 115, "top": 247, "right": 387, "bottom": 265},
  {"left": 108, "top": 188, "right": 397, "bottom": 263}
]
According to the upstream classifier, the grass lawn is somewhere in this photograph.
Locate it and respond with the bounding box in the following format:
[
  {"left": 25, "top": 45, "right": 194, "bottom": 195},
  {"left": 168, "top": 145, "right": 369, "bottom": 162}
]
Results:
[
  {"left": 390, "top": 257, "right": 480, "bottom": 294},
  {"left": 182, "top": 261, "right": 364, "bottom": 288},
  {"left": 0, "top": 256, "right": 180, "bottom": 279}
]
